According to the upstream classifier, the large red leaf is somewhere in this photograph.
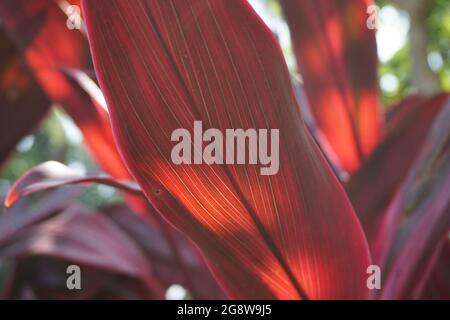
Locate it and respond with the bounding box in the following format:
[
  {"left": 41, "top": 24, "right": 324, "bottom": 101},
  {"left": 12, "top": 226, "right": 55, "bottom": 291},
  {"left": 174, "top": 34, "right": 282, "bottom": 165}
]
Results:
[
  {"left": 292, "top": 79, "right": 347, "bottom": 179},
  {"left": 0, "top": 29, "right": 50, "bottom": 170},
  {"left": 279, "top": 0, "right": 383, "bottom": 173},
  {"left": 83, "top": 0, "right": 371, "bottom": 299},
  {"left": 347, "top": 93, "right": 449, "bottom": 257},
  {"left": 379, "top": 102, "right": 450, "bottom": 299}
]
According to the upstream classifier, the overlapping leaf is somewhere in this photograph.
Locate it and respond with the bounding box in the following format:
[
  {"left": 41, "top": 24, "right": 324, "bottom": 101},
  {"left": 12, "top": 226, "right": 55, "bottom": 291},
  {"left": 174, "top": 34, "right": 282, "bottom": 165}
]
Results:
[
  {"left": 0, "top": 188, "right": 83, "bottom": 247},
  {"left": 347, "top": 93, "right": 449, "bottom": 257},
  {"left": 279, "top": 0, "right": 383, "bottom": 173},
  {"left": 83, "top": 0, "right": 371, "bottom": 299}
]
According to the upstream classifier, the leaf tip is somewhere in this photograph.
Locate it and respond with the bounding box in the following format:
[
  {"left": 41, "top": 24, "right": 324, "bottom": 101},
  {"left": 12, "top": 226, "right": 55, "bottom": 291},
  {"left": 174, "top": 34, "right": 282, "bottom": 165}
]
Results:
[{"left": 4, "top": 191, "right": 17, "bottom": 208}]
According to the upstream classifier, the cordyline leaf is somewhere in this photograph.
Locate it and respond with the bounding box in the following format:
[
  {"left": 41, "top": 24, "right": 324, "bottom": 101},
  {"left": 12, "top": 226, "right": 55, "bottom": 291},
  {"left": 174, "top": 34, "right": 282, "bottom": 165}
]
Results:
[
  {"left": 0, "top": 204, "right": 165, "bottom": 299},
  {"left": 4, "top": 161, "right": 142, "bottom": 208},
  {"left": 279, "top": 0, "right": 383, "bottom": 173},
  {"left": 378, "top": 103, "right": 450, "bottom": 299},
  {"left": 64, "top": 69, "right": 222, "bottom": 298},
  {"left": 0, "top": 29, "right": 50, "bottom": 170},
  {"left": 63, "top": 61, "right": 223, "bottom": 300},
  {"left": 0, "top": 0, "right": 131, "bottom": 179},
  {"left": 83, "top": 0, "right": 371, "bottom": 299},
  {"left": 347, "top": 93, "right": 449, "bottom": 257}
]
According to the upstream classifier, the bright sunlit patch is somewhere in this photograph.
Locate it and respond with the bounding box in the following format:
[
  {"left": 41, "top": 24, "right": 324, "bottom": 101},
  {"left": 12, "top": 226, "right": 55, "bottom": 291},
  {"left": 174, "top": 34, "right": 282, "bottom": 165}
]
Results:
[
  {"left": 97, "top": 184, "right": 117, "bottom": 198},
  {"left": 54, "top": 109, "right": 83, "bottom": 145},
  {"left": 66, "top": 69, "right": 108, "bottom": 112},
  {"left": 380, "top": 73, "right": 400, "bottom": 93},
  {"left": 428, "top": 51, "right": 444, "bottom": 72},
  {"left": 68, "top": 161, "right": 87, "bottom": 175},
  {"left": 165, "top": 284, "right": 188, "bottom": 300},
  {"left": 376, "top": 5, "right": 410, "bottom": 63},
  {"left": 248, "top": 0, "right": 295, "bottom": 70},
  {"left": 16, "top": 135, "right": 35, "bottom": 153}
]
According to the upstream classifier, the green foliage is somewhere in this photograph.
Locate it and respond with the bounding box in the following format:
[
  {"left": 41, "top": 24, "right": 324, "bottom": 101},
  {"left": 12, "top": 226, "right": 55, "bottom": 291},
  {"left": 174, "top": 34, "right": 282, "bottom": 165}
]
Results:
[
  {"left": 377, "top": 0, "right": 450, "bottom": 107},
  {"left": 428, "top": 0, "right": 450, "bottom": 91}
]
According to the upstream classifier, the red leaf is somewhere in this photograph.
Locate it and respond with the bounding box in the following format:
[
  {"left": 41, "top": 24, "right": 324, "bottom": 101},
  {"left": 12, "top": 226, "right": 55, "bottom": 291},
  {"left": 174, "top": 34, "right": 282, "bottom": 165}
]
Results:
[
  {"left": 4, "top": 161, "right": 143, "bottom": 208},
  {"left": 279, "top": 0, "right": 383, "bottom": 173},
  {"left": 379, "top": 102, "right": 450, "bottom": 299},
  {"left": 0, "top": 29, "right": 50, "bottom": 170},
  {"left": 83, "top": 0, "right": 371, "bottom": 299},
  {"left": 347, "top": 93, "right": 449, "bottom": 255}
]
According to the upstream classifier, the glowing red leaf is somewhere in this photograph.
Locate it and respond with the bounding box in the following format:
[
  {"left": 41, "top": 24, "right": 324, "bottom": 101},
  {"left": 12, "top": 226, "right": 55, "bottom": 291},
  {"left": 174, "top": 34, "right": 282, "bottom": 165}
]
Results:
[
  {"left": 280, "top": 0, "right": 383, "bottom": 173},
  {"left": 83, "top": 0, "right": 371, "bottom": 299}
]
